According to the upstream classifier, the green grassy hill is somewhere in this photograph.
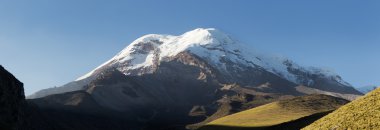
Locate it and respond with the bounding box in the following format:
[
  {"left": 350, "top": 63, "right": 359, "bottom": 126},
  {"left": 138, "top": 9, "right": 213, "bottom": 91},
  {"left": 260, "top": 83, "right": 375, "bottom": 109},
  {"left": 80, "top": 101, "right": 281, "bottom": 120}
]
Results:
[
  {"left": 303, "top": 87, "right": 380, "bottom": 130},
  {"left": 199, "top": 94, "right": 348, "bottom": 130}
]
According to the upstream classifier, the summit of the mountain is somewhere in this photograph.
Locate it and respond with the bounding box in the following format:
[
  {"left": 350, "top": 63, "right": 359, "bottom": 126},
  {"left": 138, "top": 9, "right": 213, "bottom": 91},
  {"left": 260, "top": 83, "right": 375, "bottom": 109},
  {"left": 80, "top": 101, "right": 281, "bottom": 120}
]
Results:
[{"left": 75, "top": 28, "right": 242, "bottom": 80}]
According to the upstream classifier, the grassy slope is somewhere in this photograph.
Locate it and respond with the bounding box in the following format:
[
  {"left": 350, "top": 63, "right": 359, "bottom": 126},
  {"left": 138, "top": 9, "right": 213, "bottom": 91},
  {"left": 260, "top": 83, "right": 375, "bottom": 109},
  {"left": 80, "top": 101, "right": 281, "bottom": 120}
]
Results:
[
  {"left": 201, "top": 94, "right": 348, "bottom": 129},
  {"left": 187, "top": 94, "right": 278, "bottom": 129},
  {"left": 303, "top": 88, "right": 380, "bottom": 130},
  {"left": 199, "top": 111, "right": 331, "bottom": 130}
]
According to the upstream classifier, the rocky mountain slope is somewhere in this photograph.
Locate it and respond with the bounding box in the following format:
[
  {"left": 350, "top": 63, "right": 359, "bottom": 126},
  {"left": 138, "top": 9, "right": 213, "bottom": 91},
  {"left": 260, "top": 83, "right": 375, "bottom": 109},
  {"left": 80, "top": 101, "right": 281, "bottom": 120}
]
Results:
[
  {"left": 25, "top": 28, "right": 362, "bottom": 129},
  {"left": 303, "top": 87, "right": 380, "bottom": 130},
  {"left": 0, "top": 65, "right": 141, "bottom": 130},
  {"left": 200, "top": 94, "right": 349, "bottom": 130}
]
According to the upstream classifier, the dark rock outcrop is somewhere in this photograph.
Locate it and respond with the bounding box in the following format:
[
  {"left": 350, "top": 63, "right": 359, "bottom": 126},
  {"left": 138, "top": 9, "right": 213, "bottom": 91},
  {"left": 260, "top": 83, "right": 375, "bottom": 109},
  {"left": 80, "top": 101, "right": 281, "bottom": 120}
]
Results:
[{"left": 0, "top": 65, "right": 27, "bottom": 130}]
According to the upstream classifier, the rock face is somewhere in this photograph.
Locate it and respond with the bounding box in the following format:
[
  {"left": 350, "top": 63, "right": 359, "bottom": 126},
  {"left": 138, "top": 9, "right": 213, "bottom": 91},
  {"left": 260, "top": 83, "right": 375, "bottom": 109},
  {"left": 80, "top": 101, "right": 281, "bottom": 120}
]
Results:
[{"left": 0, "top": 65, "right": 27, "bottom": 130}]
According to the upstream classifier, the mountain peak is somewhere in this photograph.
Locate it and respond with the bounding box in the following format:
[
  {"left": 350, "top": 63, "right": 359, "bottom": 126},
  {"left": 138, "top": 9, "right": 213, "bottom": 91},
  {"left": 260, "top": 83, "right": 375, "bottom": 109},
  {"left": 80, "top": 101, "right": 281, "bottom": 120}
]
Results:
[
  {"left": 76, "top": 28, "right": 241, "bottom": 81},
  {"left": 183, "top": 28, "right": 221, "bottom": 36},
  {"left": 114, "top": 28, "right": 234, "bottom": 60},
  {"left": 74, "top": 28, "right": 349, "bottom": 86},
  {"left": 181, "top": 28, "right": 235, "bottom": 46},
  {"left": 129, "top": 28, "right": 235, "bottom": 50},
  {"left": 182, "top": 28, "right": 230, "bottom": 40}
]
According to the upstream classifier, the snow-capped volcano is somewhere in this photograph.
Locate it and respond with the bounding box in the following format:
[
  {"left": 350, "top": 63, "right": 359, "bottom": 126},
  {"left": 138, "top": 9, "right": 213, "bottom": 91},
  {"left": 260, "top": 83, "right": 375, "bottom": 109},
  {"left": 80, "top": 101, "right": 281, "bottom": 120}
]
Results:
[
  {"left": 28, "top": 28, "right": 361, "bottom": 99},
  {"left": 76, "top": 28, "right": 349, "bottom": 86}
]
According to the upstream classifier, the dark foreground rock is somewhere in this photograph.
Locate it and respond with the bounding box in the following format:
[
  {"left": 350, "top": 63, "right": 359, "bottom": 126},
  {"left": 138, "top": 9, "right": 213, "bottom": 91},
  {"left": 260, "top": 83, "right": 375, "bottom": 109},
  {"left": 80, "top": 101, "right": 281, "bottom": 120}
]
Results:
[{"left": 0, "top": 65, "right": 28, "bottom": 130}]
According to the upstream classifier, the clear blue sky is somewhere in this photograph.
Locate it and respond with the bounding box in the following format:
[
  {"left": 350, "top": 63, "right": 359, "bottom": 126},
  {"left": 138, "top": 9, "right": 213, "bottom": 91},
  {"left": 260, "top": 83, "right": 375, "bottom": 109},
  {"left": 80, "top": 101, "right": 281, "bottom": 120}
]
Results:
[{"left": 0, "top": 0, "right": 379, "bottom": 95}]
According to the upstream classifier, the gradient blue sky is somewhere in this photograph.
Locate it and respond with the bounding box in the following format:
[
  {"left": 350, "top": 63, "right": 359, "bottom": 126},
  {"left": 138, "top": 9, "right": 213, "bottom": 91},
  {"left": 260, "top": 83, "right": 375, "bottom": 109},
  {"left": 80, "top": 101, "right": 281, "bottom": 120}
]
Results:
[{"left": 0, "top": 0, "right": 379, "bottom": 95}]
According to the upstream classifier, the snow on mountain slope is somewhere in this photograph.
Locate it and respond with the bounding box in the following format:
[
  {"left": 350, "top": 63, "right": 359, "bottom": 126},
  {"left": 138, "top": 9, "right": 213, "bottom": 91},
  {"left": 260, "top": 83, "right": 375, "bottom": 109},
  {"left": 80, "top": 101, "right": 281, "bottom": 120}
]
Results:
[
  {"left": 28, "top": 28, "right": 355, "bottom": 99},
  {"left": 76, "top": 28, "right": 348, "bottom": 86}
]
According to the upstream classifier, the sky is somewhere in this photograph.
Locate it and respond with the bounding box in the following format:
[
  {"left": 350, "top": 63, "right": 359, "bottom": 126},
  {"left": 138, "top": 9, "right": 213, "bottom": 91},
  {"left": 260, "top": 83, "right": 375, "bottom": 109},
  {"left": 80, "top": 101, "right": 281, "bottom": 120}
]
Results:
[{"left": 0, "top": 0, "right": 379, "bottom": 95}]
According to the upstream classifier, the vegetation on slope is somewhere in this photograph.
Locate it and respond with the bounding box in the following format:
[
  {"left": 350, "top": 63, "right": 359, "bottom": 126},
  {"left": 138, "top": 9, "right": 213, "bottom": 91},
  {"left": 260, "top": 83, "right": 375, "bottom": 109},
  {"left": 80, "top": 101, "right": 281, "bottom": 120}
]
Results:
[
  {"left": 200, "top": 94, "right": 348, "bottom": 129},
  {"left": 303, "top": 88, "right": 380, "bottom": 130},
  {"left": 187, "top": 93, "right": 279, "bottom": 129}
]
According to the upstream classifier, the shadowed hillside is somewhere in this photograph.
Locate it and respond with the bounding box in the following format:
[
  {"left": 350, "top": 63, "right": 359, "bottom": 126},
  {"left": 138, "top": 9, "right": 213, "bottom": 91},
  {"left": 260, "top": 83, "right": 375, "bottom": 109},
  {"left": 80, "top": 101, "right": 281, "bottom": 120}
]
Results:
[{"left": 0, "top": 65, "right": 28, "bottom": 130}]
